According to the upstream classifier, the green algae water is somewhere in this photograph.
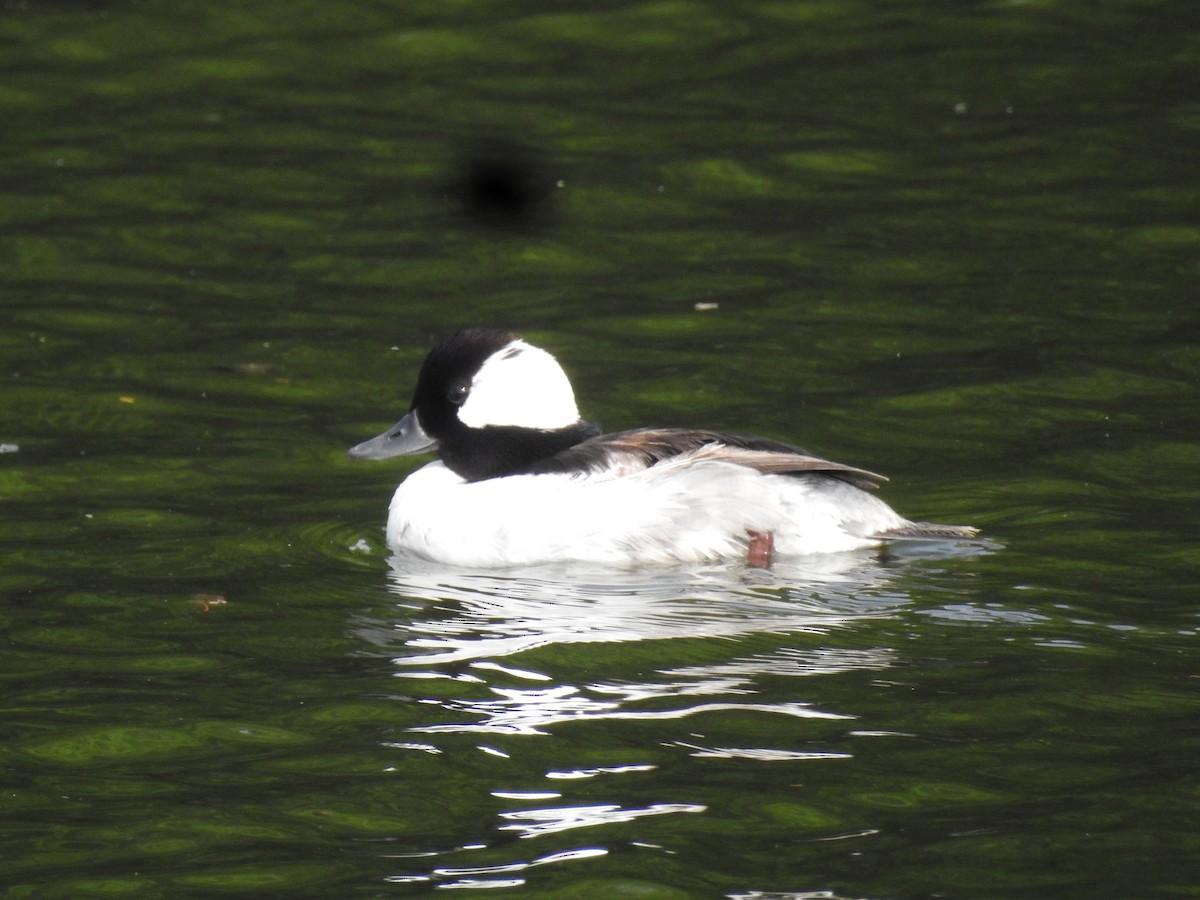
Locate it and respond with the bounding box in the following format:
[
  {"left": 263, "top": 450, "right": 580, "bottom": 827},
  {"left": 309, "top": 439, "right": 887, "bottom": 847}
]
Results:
[{"left": 3, "top": 0, "right": 1199, "bottom": 897}]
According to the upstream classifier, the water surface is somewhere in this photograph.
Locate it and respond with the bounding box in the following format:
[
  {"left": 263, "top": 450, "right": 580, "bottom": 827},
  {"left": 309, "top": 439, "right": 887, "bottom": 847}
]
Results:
[{"left": 2, "top": 1, "right": 1198, "bottom": 897}]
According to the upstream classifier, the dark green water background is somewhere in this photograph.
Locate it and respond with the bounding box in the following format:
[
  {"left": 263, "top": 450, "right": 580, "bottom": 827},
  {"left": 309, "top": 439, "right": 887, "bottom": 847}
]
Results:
[{"left": 2, "top": 1, "right": 1198, "bottom": 897}]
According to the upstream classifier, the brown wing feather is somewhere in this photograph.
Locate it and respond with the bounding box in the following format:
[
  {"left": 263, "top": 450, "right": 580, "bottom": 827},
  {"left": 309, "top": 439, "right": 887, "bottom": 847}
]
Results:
[
  {"left": 527, "top": 427, "right": 886, "bottom": 489},
  {"left": 681, "top": 443, "right": 887, "bottom": 488}
]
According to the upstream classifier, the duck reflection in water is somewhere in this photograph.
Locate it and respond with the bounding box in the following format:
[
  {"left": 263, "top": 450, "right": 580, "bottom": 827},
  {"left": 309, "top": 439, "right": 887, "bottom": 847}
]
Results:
[{"left": 351, "top": 543, "right": 990, "bottom": 738}]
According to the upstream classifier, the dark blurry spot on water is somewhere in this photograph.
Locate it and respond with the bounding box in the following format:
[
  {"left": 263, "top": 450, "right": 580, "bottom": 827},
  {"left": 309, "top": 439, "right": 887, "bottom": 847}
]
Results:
[{"left": 446, "top": 142, "right": 556, "bottom": 230}]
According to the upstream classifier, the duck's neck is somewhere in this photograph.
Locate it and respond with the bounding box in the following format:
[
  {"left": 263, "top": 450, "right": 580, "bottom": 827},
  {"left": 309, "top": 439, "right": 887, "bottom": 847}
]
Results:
[{"left": 442, "top": 420, "right": 602, "bottom": 482}]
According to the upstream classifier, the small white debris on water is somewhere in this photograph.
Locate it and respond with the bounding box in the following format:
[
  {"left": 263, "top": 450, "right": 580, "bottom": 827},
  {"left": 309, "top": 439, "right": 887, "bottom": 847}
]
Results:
[
  {"left": 694, "top": 302, "right": 719, "bottom": 311},
  {"left": 348, "top": 538, "right": 372, "bottom": 553},
  {"left": 0, "top": 443, "right": 18, "bottom": 453}
]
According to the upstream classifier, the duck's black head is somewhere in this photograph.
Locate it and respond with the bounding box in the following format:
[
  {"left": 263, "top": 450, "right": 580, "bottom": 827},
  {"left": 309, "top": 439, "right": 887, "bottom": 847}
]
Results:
[{"left": 349, "top": 328, "right": 600, "bottom": 481}]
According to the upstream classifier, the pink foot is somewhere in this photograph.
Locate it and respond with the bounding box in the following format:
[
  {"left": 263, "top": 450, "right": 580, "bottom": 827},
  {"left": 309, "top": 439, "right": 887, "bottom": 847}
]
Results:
[{"left": 747, "top": 530, "right": 775, "bottom": 569}]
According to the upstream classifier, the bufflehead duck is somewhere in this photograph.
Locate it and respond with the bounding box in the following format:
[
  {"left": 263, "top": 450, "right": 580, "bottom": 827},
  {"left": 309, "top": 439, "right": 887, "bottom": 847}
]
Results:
[{"left": 349, "top": 328, "right": 978, "bottom": 567}]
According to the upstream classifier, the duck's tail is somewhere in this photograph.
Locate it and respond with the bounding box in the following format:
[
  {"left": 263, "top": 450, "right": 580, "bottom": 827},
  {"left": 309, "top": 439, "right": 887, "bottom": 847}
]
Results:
[{"left": 873, "top": 522, "right": 980, "bottom": 541}]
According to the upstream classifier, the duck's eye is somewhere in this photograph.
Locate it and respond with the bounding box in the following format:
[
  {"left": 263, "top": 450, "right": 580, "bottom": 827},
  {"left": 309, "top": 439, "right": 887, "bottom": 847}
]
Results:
[{"left": 447, "top": 384, "right": 470, "bottom": 406}]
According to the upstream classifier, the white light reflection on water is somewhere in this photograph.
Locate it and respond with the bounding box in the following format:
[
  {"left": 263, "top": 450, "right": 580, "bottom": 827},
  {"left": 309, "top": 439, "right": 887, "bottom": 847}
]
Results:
[
  {"left": 408, "top": 694, "right": 850, "bottom": 736},
  {"left": 354, "top": 548, "right": 986, "bottom": 890},
  {"left": 670, "top": 740, "right": 853, "bottom": 761},
  {"left": 498, "top": 801, "right": 707, "bottom": 838},
  {"left": 363, "top": 553, "right": 912, "bottom": 665},
  {"left": 348, "top": 551, "right": 959, "bottom": 738},
  {"left": 385, "top": 846, "right": 609, "bottom": 890}
]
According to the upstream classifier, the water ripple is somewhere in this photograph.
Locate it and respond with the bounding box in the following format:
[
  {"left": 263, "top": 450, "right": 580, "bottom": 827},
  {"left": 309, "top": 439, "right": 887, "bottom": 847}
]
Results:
[
  {"left": 408, "top": 691, "right": 850, "bottom": 736},
  {"left": 385, "top": 846, "right": 610, "bottom": 890},
  {"left": 498, "top": 802, "right": 707, "bottom": 838}
]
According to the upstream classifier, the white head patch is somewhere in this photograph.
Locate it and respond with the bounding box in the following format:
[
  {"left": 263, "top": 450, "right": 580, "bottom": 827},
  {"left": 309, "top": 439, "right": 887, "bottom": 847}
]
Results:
[{"left": 457, "top": 339, "right": 581, "bottom": 429}]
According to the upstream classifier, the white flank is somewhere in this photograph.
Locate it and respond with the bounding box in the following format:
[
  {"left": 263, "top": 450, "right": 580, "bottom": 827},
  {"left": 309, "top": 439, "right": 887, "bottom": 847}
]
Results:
[{"left": 384, "top": 454, "right": 910, "bottom": 568}]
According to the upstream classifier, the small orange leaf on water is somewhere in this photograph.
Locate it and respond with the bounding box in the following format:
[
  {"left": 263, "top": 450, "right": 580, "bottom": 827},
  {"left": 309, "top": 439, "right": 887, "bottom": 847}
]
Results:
[{"left": 190, "top": 593, "right": 228, "bottom": 612}]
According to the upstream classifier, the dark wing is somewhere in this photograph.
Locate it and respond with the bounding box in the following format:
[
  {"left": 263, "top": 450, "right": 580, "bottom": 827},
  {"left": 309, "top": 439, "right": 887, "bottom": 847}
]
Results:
[{"left": 525, "top": 427, "right": 887, "bottom": 489}]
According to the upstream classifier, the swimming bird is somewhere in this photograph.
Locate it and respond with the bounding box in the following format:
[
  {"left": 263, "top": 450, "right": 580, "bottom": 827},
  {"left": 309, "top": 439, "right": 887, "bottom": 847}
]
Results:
[{"left": 349, "top": 328, "right": 978, "bottom": 567}]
